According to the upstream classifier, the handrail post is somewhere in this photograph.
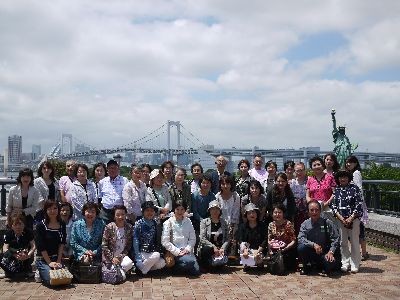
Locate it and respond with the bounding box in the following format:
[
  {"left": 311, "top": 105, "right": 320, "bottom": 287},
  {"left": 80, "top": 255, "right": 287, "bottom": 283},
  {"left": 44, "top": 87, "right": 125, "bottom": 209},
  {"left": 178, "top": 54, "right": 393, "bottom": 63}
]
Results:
[{"left": 1, "top": 183, "right": 6, "bottom": 216}]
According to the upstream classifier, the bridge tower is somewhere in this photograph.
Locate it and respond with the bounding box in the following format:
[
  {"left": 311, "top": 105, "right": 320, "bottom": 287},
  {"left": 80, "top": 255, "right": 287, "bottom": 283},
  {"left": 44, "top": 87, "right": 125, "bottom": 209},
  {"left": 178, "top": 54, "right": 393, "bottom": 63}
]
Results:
[
  {"left": 61, "top": 134, "right": 73, "bottom": 155},
  {"left": 167, "top": 120, "right": 181, "bottom": 160}
]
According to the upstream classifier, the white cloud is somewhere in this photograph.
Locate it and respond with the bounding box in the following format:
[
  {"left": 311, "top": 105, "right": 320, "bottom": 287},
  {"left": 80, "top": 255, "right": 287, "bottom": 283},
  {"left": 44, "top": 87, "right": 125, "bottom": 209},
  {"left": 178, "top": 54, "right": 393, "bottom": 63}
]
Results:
[
  {"left": 347, "top": 18, "right": 400, "bottom": 74},
  {"left": 0, "top": 0, "right": 399, "bottom": 156}
]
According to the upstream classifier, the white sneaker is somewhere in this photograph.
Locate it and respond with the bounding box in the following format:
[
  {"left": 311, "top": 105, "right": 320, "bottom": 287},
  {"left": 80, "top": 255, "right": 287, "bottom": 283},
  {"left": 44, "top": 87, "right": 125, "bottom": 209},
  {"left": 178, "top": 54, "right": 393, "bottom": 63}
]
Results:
[
  {"left": 0, "top": 273, "right": 6, "bottom": 279},
  {"left": 341, "top": 265, "right": 349, "bottom": 272},
  {"left": 34, "top": 270, "right": 41, "bottom": 283},
  {"left": 350, "top": 268, "right": 359, "bottom": 273}
]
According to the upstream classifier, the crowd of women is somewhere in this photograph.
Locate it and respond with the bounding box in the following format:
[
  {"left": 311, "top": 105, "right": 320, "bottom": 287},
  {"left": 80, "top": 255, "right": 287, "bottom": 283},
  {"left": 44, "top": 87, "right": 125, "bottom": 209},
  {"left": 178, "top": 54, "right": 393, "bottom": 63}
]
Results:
[{"left": 1, "top": 153, "right": 368, "bottom": 285}]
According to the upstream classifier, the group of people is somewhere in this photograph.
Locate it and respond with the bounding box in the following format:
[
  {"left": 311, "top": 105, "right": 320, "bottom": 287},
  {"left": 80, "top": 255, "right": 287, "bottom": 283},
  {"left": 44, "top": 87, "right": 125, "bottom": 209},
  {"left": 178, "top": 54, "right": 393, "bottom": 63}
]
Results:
[{"left": 1, "top": 152, "right": 368, "bottom": 285}]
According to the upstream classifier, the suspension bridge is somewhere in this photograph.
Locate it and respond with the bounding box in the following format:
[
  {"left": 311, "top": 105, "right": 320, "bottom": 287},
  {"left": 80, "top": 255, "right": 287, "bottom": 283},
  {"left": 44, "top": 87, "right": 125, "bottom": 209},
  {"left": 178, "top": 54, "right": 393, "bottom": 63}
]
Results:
[
  {"left": 41, "top": 120, "right": 400, "bottom": 171},
  {"left": 46, "top": 120, "right": 206, "bottom": 160}
]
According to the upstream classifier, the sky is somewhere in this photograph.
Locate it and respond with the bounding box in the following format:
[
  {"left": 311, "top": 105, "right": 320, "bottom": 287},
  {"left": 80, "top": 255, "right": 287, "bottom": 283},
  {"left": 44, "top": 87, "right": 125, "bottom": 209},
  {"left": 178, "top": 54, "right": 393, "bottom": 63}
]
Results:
[{"left": 0, "top": 0, "right": 399, "bottom": 155}]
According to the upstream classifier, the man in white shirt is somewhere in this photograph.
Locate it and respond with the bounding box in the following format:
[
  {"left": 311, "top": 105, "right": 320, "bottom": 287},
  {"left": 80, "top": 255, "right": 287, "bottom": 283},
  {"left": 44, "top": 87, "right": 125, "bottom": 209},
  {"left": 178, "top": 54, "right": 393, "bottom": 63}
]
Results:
[
  {"left": 99, "top": 159, "right": 129, "bottom": 224},
  {"left": 249, "top": 154, "right": 268, "bottom": 184}
]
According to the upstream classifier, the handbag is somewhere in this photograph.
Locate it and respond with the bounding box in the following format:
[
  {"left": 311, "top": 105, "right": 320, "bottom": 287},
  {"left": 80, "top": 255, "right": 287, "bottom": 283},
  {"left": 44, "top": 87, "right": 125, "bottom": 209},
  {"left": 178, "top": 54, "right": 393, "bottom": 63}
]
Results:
[
  {"left": 49, "top": 268, "right": 73, "bottom": 286},
  {"left": 101, "top": 263, "right": 125, "bottom": 284},
  {"left": 268, "top": 250, "right": 285, "bottom": 275},
  {"left": 164, "top": 251, "right": 175, "bottom": 268},
  {"left": 210, "top": 255, "right": 228, "bottom": 267},
  {"left": 0, "top": 256, "right": 24, "bottom": 273},
  {"left": 164, "top": 219, "right": 176, "bottom": 268},
  {"left": 72, "top": 261, "right": 102, "bottom": 284}
]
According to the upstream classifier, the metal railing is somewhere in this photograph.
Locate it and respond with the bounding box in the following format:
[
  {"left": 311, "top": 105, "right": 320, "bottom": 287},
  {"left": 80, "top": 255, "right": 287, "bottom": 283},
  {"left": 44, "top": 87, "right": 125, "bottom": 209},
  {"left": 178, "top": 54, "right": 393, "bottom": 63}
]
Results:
[
  {"left": 0, "top": 179, "right": 17, "bottom": 216},
  {"left": 363, "top": 180, "right": 400, "bottom": 217}
]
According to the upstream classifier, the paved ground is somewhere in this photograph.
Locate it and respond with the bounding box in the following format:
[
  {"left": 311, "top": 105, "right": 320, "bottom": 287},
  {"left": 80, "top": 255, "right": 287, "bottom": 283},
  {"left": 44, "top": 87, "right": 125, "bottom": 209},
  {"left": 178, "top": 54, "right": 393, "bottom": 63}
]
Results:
[{"left": 0, "top": 245, "right": 399, "bottom": 300}]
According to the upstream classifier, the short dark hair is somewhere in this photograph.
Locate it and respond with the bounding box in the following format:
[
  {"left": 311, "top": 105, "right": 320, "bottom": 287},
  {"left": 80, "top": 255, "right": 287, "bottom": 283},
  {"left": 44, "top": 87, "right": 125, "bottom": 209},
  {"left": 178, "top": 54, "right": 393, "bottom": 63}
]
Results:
[
  {"left": 199, "top": 173, "right": 212, "bottom": 186},
  {"left": 237, "top": 159, "right": 250, "bottom": 169},
  {"left": 272, "top": 202, "right": 286, "bottom": 214},
  {"left": 17, "top": 168, "right": 34, "bottom": 186},
  {"left": 161, "top": 160, "right": 175, "bottom": 171},
  {"left": 173, "top": 200, "right": 188, "bottom": 211},
  {"left": 37, "top": 161, "right": 55, "bottom": 181},
  {"left": 219, "top": 174, "right": 236, "bottom": 192},
  {"left": 60, "top": 202, "right": 73, "bottom": 220},
  {"left": 81, "top": 202, "right": 100, "bottom": 217},
  {"left": 91, "top": 162, "right": 108, "bottom": 179},
  {"left": 107, "top": 159, "right": 119, "bottom": 167},
  {"left": 190, "top": 163, "right": 203, "bottom": 173},
  {"left": 113, "top": 205, "right": 128, "bottom": 215},
  {"left": 141, "top": 163, "right": 153, "bottom": 173},
  {"left": 265, "top": 160, "right": 277, "bottom": 170},
  {"left": 283, "top": 161, "right": 295, "bottom": 171},
  {"left": 74, "top": 163, "right": 89, "bottom": 177},
  {"left": 334, "top": 169, "right": 353, "bottom": 185},
  {"left": 309, "top": 156, "right": 325, "bottom": 169}
]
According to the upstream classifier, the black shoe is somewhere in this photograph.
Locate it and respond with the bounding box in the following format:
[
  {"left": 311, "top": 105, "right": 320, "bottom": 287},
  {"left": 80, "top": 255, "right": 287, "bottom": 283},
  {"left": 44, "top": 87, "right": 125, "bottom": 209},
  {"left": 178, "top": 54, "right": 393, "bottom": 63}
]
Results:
[{"left": 300, "top": 266, "right": 311, "bottom": 275}]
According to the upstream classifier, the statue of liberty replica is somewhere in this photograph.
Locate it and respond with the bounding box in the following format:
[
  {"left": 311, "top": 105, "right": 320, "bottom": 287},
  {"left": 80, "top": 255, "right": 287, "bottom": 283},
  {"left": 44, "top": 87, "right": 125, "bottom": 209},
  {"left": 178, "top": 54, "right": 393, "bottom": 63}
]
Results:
[{"left": 331, "top": 109, "right": 358, "bottom": 167}]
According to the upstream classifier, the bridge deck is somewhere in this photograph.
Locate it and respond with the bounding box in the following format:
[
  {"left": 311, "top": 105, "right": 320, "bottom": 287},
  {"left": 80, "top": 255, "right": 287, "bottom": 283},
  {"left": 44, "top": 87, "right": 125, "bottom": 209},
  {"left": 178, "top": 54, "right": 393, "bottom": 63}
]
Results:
[{"left": 0, "top": 245, "right": 399, "bottom": 299}]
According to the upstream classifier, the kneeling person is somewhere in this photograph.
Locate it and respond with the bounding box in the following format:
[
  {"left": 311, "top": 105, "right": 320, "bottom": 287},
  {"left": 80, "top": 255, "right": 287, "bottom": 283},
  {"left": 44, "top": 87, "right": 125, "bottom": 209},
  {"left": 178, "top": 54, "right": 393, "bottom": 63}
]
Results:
[
  {"left": 162, "top": 200, "right": 200, "bottom": 276},
  {"left": 133, "top": 201, "right": 166, "bottom": 275},
  {"left": 298, "top": 200, "right": 340, "bottom": 274},
  {"left": 197, "top": 201, "right": 229, "bottom": 269},
  {"left": 238, "top": 203, "right": 267, "bottom": 269},
  {"left": 0, "top": 212, "right": 35, "bottom": 279}
]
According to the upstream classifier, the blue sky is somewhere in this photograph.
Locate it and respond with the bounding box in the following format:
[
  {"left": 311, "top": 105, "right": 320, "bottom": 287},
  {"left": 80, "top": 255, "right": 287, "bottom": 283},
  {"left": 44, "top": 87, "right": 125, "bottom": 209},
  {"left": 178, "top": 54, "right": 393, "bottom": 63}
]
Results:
[{"left": 0, "top": 0, "right": 399, "bottom": 155}]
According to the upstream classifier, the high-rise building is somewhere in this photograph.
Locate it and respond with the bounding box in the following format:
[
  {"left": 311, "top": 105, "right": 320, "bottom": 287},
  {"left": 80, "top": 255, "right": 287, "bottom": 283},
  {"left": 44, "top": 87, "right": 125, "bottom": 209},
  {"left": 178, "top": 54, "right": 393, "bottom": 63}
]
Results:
[
  {"left": 8, "top": 135, "right": 22, "bottom": 163},
  {"left": 32, "top": 144, "right": 41, "bottom": 160}
]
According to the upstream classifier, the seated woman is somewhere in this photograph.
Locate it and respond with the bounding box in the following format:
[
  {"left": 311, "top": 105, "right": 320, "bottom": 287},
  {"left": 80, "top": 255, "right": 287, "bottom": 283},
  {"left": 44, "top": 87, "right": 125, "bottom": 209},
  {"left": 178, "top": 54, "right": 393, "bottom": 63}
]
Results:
[
  {"left": 267, "top": 203, "right": 297, "bottom": 272},
  {"left": 35, "top": 200, "right": 66, "bottom": 285},
  {"left": 133, "top": 201, "right": 166, "bottom": 275},
  {"left": 161, "top": 200, "right": 200, "bottom": 276},
  {"left": 238, "top": 203, "right": 267, "bottom": 270},
  {"left": 102, "top": 205, "right": 134, "bottom": 279},
  {"left": 0, "top": 212, "right": 35, "bottom": 279},
  {"left": 70, "top": 203, "right": 105, "bottom": 264},
  {"left": 197, "top": 201, "right": 229, "bottom": 269}
]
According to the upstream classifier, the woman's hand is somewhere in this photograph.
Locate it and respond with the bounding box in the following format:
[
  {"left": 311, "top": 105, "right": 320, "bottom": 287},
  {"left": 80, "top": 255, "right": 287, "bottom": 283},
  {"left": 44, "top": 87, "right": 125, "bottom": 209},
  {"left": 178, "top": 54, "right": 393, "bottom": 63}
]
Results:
[
  {"left": 85, "top": 250, "right": 95, "bottom": 257},
  {"left": 178, "top": 249, "right": 189, "bottom": 256},
  {"left": 49, "top": 262, "right": 62, "bottom": 269},
  {"left": 112, "top": 257, "right": 121, "bottom": 265},
  {"left": 15, "top": 251, "right": 30, "bottom": 261},
  {"left": 242, "top": 248, "right": 249, "bottom": 259}
]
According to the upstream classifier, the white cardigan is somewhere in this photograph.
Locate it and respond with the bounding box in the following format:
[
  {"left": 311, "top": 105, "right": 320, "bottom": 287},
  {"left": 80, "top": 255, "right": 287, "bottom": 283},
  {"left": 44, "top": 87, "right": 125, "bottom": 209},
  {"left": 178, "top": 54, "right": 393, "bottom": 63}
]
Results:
[
  {"left": 161, "top": 216, "right": 196, "bottom": 256},
  {"left": 6, "top": 185, "right": 43, "bottom": 217}
]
